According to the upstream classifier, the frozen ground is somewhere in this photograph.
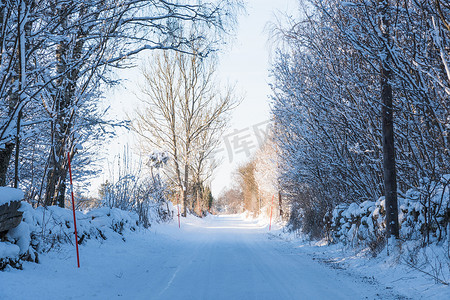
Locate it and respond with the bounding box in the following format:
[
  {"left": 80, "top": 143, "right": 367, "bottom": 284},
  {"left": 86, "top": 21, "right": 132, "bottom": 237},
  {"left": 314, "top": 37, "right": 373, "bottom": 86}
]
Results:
[{"left": 0, "top": 214, "right": 447, "bottom": 299}]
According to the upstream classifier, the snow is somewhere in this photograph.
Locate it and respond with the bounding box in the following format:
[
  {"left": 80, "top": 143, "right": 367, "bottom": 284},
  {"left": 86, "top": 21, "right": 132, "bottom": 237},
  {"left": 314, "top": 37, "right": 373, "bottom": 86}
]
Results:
[
  {"left": 280, "top": 237, "right": 450, "bottom": 300},
  {"left": 0, "top": 243, "right": 19, "bottom": 260},
  {"left": 6, "top": 222, "right": 30, "bottom": 254},
  {"left": 0, "top": 201, "right": 139, "bottom": 264},
  {"left": 1, "top": 213, "right": 446, "bottom": 299},
  {"left": 0, "top": 187, "right": 24, "bottom": 206}
]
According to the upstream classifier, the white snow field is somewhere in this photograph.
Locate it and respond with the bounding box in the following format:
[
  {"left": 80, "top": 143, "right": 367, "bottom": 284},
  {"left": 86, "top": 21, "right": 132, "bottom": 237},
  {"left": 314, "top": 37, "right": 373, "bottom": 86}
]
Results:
[{"left": 0, "top": 214, "right": 438, "bottom": 300}]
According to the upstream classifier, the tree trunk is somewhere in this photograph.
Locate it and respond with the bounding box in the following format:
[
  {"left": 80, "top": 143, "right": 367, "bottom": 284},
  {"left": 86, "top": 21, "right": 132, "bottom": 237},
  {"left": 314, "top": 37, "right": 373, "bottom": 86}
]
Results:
[
  {"left": 381, "top": 65, "right": 399, "bottom": 239},
  {"left": 44, "top": 145, "right": 68, "bottom": 207},
  {"left": 278, "top": 190, "right": 282, "bottom": 220},
  {"left": 14, "top": 1, "right": 26, "bottom": 188},
  {"left": 182, "top": 163, "right": 189, "bottom": 217},
  {"left": 44, "top": 151, "right": 68, "bottom": 207},
  {"left": 196, "top": 183, "right": 202, "bottom": 217},
  {"left": 13, "top": 111, "right": 21, "bottom": 188},
  {"left": 0, "top": 144, "right": 14, "bottom": 186},
  {"left": 380, "top": 0, "right": 399, "bottom": 239}
]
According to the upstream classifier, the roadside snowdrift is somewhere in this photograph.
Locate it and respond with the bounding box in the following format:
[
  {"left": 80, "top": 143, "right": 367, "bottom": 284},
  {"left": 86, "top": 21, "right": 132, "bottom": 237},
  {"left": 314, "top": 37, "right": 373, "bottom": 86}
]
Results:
[{"left": 1, "top": 192, "right": 139, "bottom": 270}]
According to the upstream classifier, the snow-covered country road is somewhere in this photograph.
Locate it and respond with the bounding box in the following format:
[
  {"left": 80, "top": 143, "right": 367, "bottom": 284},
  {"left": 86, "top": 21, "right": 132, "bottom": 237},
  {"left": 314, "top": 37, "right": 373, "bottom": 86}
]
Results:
[{"left": 1, "top": 215, "right": 409, "bottom": 300}]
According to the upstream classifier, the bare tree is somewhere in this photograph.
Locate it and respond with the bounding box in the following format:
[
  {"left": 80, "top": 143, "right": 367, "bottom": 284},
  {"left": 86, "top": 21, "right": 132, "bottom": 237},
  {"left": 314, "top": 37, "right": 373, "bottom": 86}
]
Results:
[
  {"left": 215, "top": 184, "right": 243, "bottom": 214},
  {"left": 191, "top": 128, "right": 221, "bottom": 216},
  {"left": 133, "top": 48, "right": 237, "bottom": 216},
  {"left": 237, "top": 160, "right": 258, "bottom": 214}
]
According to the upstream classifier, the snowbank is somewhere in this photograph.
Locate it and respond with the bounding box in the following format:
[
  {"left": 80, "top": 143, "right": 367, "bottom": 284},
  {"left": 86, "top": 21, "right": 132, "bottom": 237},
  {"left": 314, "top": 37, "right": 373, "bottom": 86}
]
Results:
[
  {"left": 0, "top": 243, "right": 19, "bottom": 259},
  {"left": 1, "top": 201, "right": 141, "bottom": 270}
]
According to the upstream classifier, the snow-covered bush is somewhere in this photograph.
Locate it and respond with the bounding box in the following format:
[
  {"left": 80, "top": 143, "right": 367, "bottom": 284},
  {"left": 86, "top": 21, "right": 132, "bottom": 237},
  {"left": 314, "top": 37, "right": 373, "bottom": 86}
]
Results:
[
  {"left": 99, "top": 149, "right": 171, "bottom": 227},
  {"left": 281, "top": 182, "right": 330, "bottom": 239},
  {"left": 99, "top": 175, "right": 170, "bottom": 227}
]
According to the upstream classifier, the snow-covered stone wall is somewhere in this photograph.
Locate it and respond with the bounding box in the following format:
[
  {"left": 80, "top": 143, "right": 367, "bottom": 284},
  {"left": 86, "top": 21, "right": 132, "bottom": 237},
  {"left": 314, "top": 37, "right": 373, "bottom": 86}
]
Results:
[
  {"left": 0, "top": 187, "right": 24, "bottom": 207},
  {"left": 0, "top": 187, "right": 24, "bottom": 234},
  {"left": 330, "top": 177, "right": 450, "bottom": 250}
]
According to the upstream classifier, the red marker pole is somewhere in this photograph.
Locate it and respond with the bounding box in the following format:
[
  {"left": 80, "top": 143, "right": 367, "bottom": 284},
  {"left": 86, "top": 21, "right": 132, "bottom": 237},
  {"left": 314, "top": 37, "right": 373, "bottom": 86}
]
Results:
[
  {"left": 269, "top": 194, "right": 274, "bottom": 231},
  {"left": 68, "top": 152, "right": 80, "bottom": 268},
  {"left": 176, "top": 194, "right": 181, "bottom": 228}
]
